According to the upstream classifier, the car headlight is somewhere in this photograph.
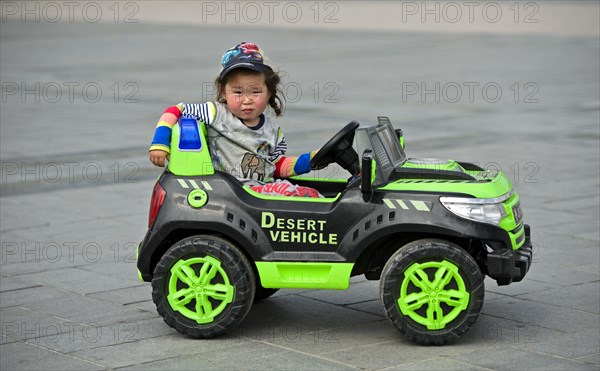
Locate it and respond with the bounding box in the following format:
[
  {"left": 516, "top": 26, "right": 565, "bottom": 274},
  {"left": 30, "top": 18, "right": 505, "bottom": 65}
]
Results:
[{"left": 440, "top": 191, "right": 512, "bottom": 226}]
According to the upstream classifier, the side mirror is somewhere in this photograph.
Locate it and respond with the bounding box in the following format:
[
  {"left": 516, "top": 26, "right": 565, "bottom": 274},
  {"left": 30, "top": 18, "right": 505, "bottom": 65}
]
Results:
[
  {"left": 395, "top": 128, "right": 405, "bottom": 150},
  {"left": 361, "top": 149, "right": 374, "bottom": 195}
]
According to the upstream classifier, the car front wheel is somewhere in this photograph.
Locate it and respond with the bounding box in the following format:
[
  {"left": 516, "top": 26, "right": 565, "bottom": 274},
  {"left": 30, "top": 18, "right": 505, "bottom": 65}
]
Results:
[{"left": 380, "top": 239, "right": 484, "bottom": 345}]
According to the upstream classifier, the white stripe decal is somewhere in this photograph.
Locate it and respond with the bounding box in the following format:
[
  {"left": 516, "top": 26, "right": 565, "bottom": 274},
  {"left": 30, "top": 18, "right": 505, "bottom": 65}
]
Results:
[
  {"left": 411, "top": 200, "right": 430, "bottom": 211},
  {"left": 189, "top": 180, "right": 200, "bottom": 189},
  {"left": 177, "top": 179, "right": 189, "bottom": 189},
  {"left": 396, "top": 200, "right": 409, "bottom": 210},
  {"left": 383, "top": 199, "right": 396, "bottom": 209},
  {"left": 201, "top": 181, "right": 213, "bottom": 190}
]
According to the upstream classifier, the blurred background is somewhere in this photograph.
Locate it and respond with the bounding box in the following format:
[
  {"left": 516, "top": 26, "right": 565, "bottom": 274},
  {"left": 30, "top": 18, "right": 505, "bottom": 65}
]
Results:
[{"left": 1, "top": 1, "right": 599, "bottom": 168}]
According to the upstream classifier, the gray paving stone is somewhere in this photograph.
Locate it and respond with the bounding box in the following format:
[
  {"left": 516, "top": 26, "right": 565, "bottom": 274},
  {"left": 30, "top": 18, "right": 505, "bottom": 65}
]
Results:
[
  {"left": 578, "top": 231, "right": 600, "bottom": 243},
  {"left": 1, "top": 259, "right": 90, "bottom": 277},
  {"left": 87, "top": 284, "right": 150, "bottom": 305},
  {"left": 0, "top": 341, "right": 106, "bottom": 370},
  {"left": 485, "top": 277, "right": 562, "bottom": 297},
  {"left": 539, "top": 221, "right": 600, "bottom": 241},
  {"left": 149, "top": 340, "right": 358, "bottom": 370},
  {"left": 529, "top": 231, "right": 600, "bottom": 269},
  {"left": 6, "top": 216, "right": 144, "bottom": 250},
  {"left": 537, "top": 194, "right": 600, "bottom": 217},
  {"left": 124, "top": 299, "right": 157, "bottom": 315},
  {"left": 0, "top": 306, "right": 75, "bottom": 344},
  {"left": 1, "top": 187, "right": 142, "bottom": 235},
  {"left": 524, "top": 206, "right": 592, "bottom": 229},
  {"left": 0, "top": 197, "right": 55, "bottom": 232},
  {"left": 519, "top": 281, "right": 600, "bottom": 314},
  {"left": 268, "top": 287, "right": 315, "bottom": 298},
  {"left": 1, "top": 189, "right": 148, "bottom": 249},
  {"left": 19, "top": 291, "right": 157, "bottom": 327},
  {"left": 231, "top": 294, "right": 382, "bottom": 342},
  {"left": 316, "top": 340, "right": 436, "bottom": 370},
  {"left": 0, "top": 334, "right": 19, "bottom": 346},
  {"left": 72, "top": 334, "right": 238, "bottom": 369},
  {"left": 235, "top": 319, "right": 396, "bottom": 356},
  {"left": 118, "top": 354, "right": 229, "bottom": 370},
  {"left": 0, "top": 285, "right": 67, "bottom": 308},
  {"left": 452, "top": 347, "right": 598, "bottom": 371},
  {"left": 78, "top": 262, "right": 143, "bottom": 285},
  {"left": 0, "top": 237, "right": 143, "bottom": 276},
  {"left": 387, "top": 357, "right": 490, "bottom": 370},
  {"left": 482, "top": 296, "right": 600, "bottom": 334},
  {"left": 298, "top": 279, "right": 379, "bottom": 305},
  {"left": 345, "top": 299, "right": 386, "bottom": 317},
  {"left": 524, "top": 263, "right": 599, "bottom": 287},
  {"left": 31, "top": 317, "right": 173, "bottom": 354},
  {"left": 483, "top": 290, "right": 513, "bottom": 302},
  {"left": 310, "top": 312, "right": 561, "bottom": 369},
  {"left": 18, "top": 267, "right": 141, "bottom": 295},
  {"left": 0, "top": 276, "right": 42, "bottom": 293},
  {"left": 519, "top": 328, "right": 600, "bottom": 361},
  {"left": 0, "top": 235, "right": 66, "bottom": 266},
  {"left": 577, "top": 353, "right": 600, "bottom": 366},
  {"left": 454, "top": 313, "right": 563, "bottom": 347},
  {"left": 575, "top": 262, "right": 600, "bottom": 275}
]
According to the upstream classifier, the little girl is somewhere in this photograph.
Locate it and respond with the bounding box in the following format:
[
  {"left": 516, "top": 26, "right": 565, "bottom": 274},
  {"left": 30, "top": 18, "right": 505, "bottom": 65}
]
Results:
[{"left": 149, "top": 42, "right": 321, "bottom": 198}]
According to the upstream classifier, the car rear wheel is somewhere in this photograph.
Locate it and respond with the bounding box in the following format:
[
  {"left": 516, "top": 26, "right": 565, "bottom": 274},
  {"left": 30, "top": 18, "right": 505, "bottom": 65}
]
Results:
[
  {"left": 380, "top": 239, "right": 484, "bottom": 345},
  {"left": 152, "top": 235, "right": 255, "bottom": 338}
]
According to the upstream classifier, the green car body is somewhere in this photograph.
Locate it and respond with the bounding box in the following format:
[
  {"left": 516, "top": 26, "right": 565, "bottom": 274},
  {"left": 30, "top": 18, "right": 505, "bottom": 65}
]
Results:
[{"left": 137, "top": 117, "right": 532, "bottom": 344}]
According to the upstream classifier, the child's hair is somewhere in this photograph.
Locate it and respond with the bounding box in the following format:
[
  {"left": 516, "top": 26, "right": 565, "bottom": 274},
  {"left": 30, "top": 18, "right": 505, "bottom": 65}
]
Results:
[{"left": 215, "top": 68, "right": 285, "bottom": 116}]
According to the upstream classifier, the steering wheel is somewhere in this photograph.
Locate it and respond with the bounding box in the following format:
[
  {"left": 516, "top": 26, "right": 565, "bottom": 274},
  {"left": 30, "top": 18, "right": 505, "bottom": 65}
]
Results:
[{"left": 310, "top": 121, "right": 360, "bottom": 176}]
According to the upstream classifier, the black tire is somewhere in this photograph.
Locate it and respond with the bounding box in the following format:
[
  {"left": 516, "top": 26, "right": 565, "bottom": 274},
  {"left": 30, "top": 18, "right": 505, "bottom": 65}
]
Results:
[
  {"left": 254, "top": 285, "right": 279, "bottom": 302},
  {"left": 152, "top": 235, "right": 255, "bottom": 338},
  {"left": 380, "top": 239, "right": 484, "bottom": 345}
]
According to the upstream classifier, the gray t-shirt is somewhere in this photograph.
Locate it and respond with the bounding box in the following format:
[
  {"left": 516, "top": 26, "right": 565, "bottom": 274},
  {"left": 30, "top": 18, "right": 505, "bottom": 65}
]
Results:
[{"left": 180, "top": 101, "right": 287, "bottom": 183}]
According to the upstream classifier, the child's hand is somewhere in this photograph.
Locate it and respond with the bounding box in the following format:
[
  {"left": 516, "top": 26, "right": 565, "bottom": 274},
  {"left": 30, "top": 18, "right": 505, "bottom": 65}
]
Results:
[{"left": 149, "top": 150, "right": 169, "bottom": 167}]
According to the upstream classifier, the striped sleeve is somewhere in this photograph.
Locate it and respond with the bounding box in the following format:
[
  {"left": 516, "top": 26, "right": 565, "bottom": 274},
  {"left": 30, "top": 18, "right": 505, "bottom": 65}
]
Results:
[
  {"left": 181, "top": 102, "right": 217, "bottom": 126},
  {"left": 149, "top": 104, "right": 184, "bottom": 152},
  {"left": 271, "top": 127, "right": 318, "bottom": 177},
  {"left": 149, "top": 102, "right": 216, "bottom": 152},
  {"left": 274, "top": 150, "right": 318, "bottom": 178}
]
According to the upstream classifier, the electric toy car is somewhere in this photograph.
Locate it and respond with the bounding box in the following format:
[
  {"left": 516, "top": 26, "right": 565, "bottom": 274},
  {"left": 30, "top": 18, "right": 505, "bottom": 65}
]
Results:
[{"left": 136, "top": 116, "right": 532, "bottom": 345}]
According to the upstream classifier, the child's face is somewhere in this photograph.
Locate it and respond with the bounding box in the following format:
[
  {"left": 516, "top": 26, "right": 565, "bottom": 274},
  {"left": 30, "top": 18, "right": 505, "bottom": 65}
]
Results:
[{"left": 223, "top": 70, "right": 270, "bottom": 127}]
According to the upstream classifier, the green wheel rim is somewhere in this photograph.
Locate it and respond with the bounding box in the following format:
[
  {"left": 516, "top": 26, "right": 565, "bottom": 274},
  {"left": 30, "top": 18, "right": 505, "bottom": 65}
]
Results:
[
  {"left": 167, "top": 256, "right": 234, "bottom": 324},
  {"left": 398, "top": 260, "right": 470, "bottom": 330}
]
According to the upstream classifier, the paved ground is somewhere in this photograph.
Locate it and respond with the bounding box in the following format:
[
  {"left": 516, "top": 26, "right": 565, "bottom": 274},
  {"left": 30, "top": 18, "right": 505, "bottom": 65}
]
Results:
[{"left": 1, "top": 2, "right": 599, "bottom": 370}]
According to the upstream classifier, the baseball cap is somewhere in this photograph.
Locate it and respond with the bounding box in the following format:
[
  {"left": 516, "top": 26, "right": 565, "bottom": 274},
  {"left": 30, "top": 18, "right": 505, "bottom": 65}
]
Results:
[{"left": 219, "top": 42, "right": 273, "bottom": 80}]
